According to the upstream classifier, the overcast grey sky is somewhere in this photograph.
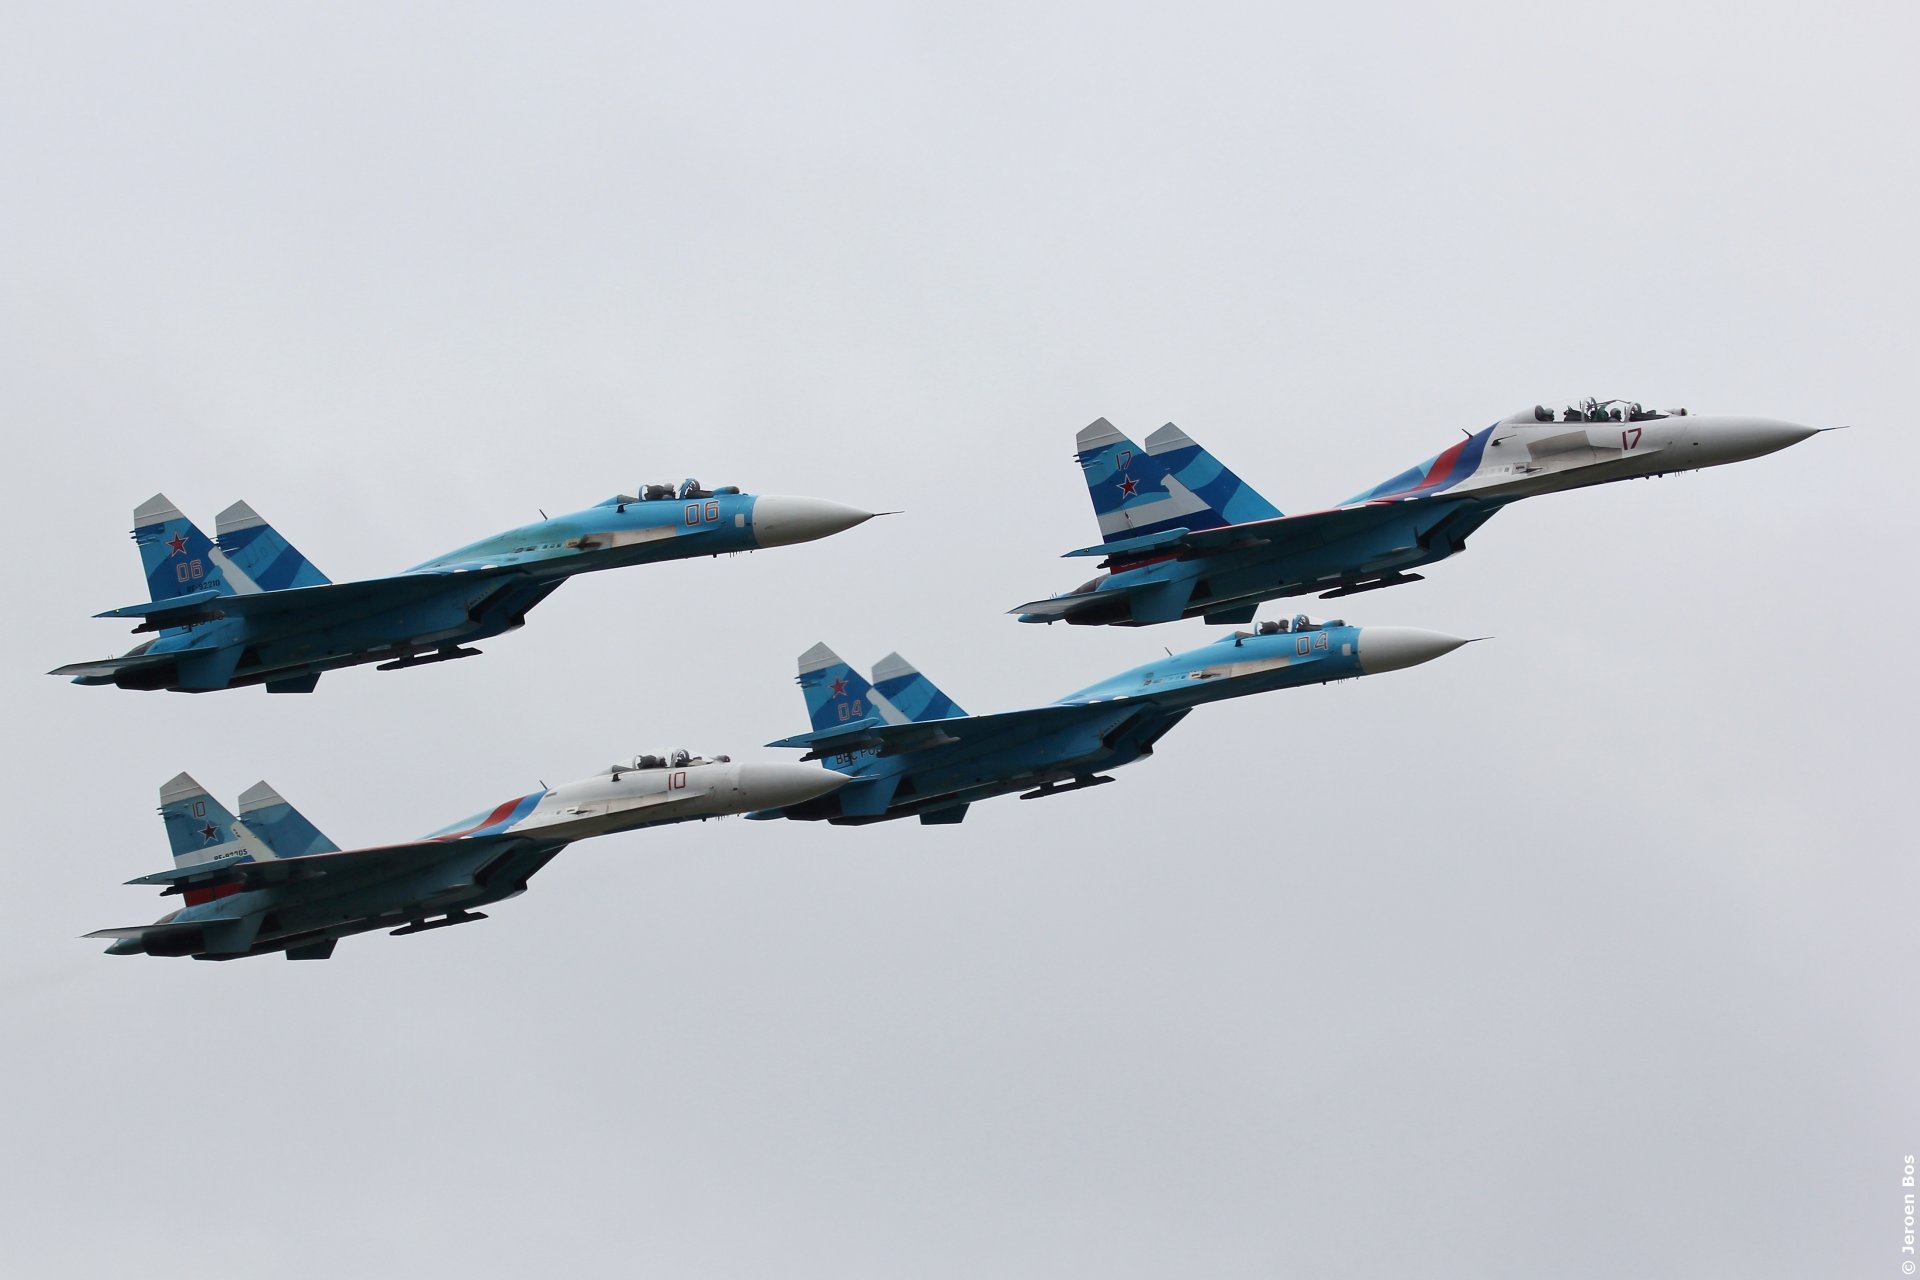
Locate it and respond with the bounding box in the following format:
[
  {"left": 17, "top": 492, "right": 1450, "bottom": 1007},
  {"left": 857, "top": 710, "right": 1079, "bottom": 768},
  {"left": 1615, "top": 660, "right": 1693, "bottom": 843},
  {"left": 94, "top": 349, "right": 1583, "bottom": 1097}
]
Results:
[{"left": 2, "top": 2, "right": 1913, "bottom": 1276}]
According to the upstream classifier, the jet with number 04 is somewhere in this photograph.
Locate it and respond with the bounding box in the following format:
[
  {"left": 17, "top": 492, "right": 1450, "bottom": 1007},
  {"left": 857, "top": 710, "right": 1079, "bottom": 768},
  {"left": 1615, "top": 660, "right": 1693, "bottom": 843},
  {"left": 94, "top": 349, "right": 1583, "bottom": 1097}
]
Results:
[
  {"left": 1014, "top": 398, "right": 1829, "bottom": 627},
  {"left": 90, "top": 751, "right": 847, "bottom": 960},
  {"left": 753, "top": 617, "right": 1471, "bottom": 826},
  {"left": 55, "top": 481, "right": 877, "bottom": 693}
]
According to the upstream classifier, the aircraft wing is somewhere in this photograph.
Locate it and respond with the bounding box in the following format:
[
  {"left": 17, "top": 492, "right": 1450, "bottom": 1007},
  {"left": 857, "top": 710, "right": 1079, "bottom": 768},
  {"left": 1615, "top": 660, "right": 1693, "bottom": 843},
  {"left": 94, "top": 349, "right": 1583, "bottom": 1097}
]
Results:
[
  {"left": 95, "top": 563, "right": 536, "bottom": 632},
  {"left": 1015, "top": 499, "right": 1491, "bottom": 621},
  {"left": 126, "top": 832, "right": 555, "bottom": 895},
  {"left": 1167, "top": 501, "right": 1427, "bottom": 556},
  {"left": 769, "top": 703, "right": 1104, "bottom": 763}
]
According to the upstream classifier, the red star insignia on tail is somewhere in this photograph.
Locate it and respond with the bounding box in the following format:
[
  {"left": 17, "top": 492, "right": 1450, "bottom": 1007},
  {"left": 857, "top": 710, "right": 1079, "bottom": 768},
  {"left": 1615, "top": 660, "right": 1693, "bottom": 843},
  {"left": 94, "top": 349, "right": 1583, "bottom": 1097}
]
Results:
[
  {"left": 166, "top": 531, "right": 189, "bottom": 556},
  {"left": 1118, "top": 476, "right": 1139, "bottom": 498},
  {"left": 199, "top": 822, "right": 220, "bottom": 844},
  {"left": 829, "top": 676, "right": 848, "bottom": 696}
]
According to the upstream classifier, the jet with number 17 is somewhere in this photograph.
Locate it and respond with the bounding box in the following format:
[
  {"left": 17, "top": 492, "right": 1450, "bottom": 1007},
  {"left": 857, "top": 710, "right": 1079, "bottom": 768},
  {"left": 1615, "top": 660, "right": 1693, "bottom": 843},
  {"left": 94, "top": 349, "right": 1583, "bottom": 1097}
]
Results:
[{"left": 1015, "top": 397, "right": 1831, "bottom": 627}]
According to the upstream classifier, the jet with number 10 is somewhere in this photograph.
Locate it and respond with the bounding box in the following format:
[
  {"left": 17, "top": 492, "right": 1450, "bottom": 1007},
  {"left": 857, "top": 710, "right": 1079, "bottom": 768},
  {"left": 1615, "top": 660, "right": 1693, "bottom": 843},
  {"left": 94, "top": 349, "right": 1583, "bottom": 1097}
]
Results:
[
  {"left": 55, "top": 480, "right": 876, "bottom": 693},
  {"left": 91, "top": 751, "right": 847, "bottom": 960},
  {"left": 1015, "top": 398, "right": 1828, "bottom": 627}
]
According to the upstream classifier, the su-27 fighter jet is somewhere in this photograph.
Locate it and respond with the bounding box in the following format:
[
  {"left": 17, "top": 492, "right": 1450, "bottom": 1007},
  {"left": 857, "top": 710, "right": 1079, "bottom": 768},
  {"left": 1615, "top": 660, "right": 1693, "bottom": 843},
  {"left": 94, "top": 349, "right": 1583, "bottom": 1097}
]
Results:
[
  {"left": 1015, "top": 398, "right": 1828, "bottom": 626},
  {"left": 753, "top": 618, "right": 1470, "bottom": 826},
  {"left": 55, "top": 481, "right": 877, "bottom": 692},
  {"left": 91, "top": 753, "right": 847, "bottom": 960}
]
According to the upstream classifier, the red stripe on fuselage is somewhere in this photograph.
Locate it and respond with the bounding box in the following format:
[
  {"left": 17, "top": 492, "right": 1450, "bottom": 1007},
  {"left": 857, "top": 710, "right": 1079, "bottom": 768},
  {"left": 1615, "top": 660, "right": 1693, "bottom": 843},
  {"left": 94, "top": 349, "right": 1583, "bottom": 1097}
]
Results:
[
  {"left": 183, "top": 882, "right": 242, "bottom": 907},
  {"left": 1406, "top": 438, "right": 1468, "bottom": 497},
  {"left": 432, "top": 796, "right": 526, "bottom": 842}
]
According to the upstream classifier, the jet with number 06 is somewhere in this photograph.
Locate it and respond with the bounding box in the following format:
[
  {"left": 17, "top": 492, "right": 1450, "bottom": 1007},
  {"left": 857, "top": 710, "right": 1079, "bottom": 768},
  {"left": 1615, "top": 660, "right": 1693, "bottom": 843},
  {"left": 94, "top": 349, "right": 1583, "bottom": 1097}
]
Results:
[
  {"left": 55, "top": 481, "right": 878, "bottom": 693},
  {"left": 90, "top": 751, "right": 847, "bottom": 961},
  {"left": 753, "top": 617, "right": 1471, "bottom": 826},
  {"left": 1014, "top": 398, "right": 1828, "bottom": 627}
]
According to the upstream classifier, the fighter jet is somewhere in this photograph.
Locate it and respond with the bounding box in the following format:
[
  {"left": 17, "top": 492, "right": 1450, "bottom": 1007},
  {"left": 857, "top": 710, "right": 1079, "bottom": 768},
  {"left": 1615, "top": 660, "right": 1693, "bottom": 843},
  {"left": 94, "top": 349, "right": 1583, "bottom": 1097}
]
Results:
[
  {"left": 90, "top": 752, "right": 847, "bottom": 960},
  {"left": 1015, "top": 398, "right": 1826, "bottom": 626},
  {"left": 756, "top": 618, "right": 1469, "bottom": 825},
  {"left": 56, "top": 481, "right": 877, "bottom": 692}
]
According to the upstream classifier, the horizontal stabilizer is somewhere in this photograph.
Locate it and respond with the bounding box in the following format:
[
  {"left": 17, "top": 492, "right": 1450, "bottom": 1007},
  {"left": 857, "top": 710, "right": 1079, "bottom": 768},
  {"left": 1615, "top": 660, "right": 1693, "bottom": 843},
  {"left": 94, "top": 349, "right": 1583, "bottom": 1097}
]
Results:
[
  {"left": 49, "top": 649, "right": 175, "bottom": 683},
  {"left": 126, "top": 852, "right": 255, "bottom": 886},
  {"left": 1011, "top": 589, "right": 1103, "bottom": 622},
  {"left": 95, "top": 588, "right": 226, "bottom": 621},
  {"left": 87, "top": 924, "right": 181, "bottom": 941},
  {"left": 1060, "top": 526, "right": 1193, "bottom": 559},
  {"left": 766, "top": 715, "right": 889, "bottom": 751}
]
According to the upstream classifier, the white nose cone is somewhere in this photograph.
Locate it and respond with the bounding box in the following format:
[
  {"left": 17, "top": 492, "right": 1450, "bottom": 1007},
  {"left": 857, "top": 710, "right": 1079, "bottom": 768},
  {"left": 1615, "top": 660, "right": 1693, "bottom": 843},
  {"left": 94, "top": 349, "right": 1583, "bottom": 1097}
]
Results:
[
  {"left": 735, "top": 762, "right": 849, "bottom": 811},
  {"left": 752, "top": 496, "right": 876, "bottom": 548},
  {"left": 1357, "top": 627, "right": 1471, "bottom": 674},
  {"left": 1708, "top": 416, "right": 1820, "bottom": 464}
]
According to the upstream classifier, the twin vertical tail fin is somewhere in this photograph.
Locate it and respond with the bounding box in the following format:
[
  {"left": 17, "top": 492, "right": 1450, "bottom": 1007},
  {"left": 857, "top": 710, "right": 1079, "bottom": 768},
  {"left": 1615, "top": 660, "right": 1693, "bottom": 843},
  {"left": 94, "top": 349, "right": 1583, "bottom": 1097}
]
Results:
[
  {"left": 871, "top": 653, "right": 967, "bottom": 722},
  {"left": 1141, "top": 423, "right": 1282, "bottom": 525},
  {"left": 236, "top": 781, "right": 339, "bottom": 857},
  {"left": 158, "top": 773, "right": 271, "bottom": 869},
  {"left": 134, "top": 495, "right": 234, "bottom": 601},
  {"left": 1075, "top": 419, "right": 1280, "bottom": 542},
  {"left": 1077, "top": 419, "right": 1181, "bottom": 540},
  {"left": 797, "top": 643, "right": 907, "bottom": 736},
  {"left": 215, "top": 502, "right": 330, "bottom": 591}
]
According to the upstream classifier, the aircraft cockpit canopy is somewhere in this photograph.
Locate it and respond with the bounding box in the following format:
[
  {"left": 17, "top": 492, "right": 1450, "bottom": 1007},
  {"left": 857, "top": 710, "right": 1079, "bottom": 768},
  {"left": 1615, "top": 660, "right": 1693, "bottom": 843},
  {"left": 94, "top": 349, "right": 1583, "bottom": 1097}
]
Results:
[
  {"left": 608, "top": 750, "right": 731, "bottom": 776},
  {"left": 1510, "top": 397, "right": 1688, "bottom": 426},
  {"left": 1231, "top": 615, "right": 1346, "bottom": 642},
  {"left": 604, "top": 481, "right": 746, "bottom": 510},
  {"left": 668, "top": 479, "right": 742, "bottom": 500}
]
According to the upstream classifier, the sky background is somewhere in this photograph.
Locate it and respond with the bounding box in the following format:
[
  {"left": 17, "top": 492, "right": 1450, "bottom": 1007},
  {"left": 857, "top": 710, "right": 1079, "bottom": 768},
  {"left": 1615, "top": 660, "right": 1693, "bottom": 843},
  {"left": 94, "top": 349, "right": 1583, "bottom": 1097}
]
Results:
[{"left": 1, "top": 2, "right": 1913, "bottom": 1276}]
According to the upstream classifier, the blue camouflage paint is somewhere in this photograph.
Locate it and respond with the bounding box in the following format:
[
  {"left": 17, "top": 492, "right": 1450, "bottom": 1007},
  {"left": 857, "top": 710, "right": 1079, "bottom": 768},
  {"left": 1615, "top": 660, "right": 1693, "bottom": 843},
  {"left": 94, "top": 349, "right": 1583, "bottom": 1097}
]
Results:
[
  {"left": 239, "top": 790, "right": 340, "bottom": 858},
  {"left": 1143, "top": 429, "right": 1282, "bottom": 526},
  {"left": 217, "top": 520, "right": 330, "bottom": 592},
  {"left": 872, "top": 660, "right": 968, "bottom": 722},
  {"left": 161, "top": 787, "right": 242, "bottom": 863},
  {"left": 1077, "top": 430, "right": 1178, "bottom": 521},
  {"left": 135, "top": 510, "right": 231, "bottom": 602},
  {"left": 1343, "top": 425, "right": 1495, "bottom": 504},
  {"left": 66, "top": 484, "right": 866, "bottom": 693},
  {"left": 776, "top": 625, "right": 1376, "bottom": 825},
  {"left": 423, "top": 789, "right": 549, "bottom": 841}
]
